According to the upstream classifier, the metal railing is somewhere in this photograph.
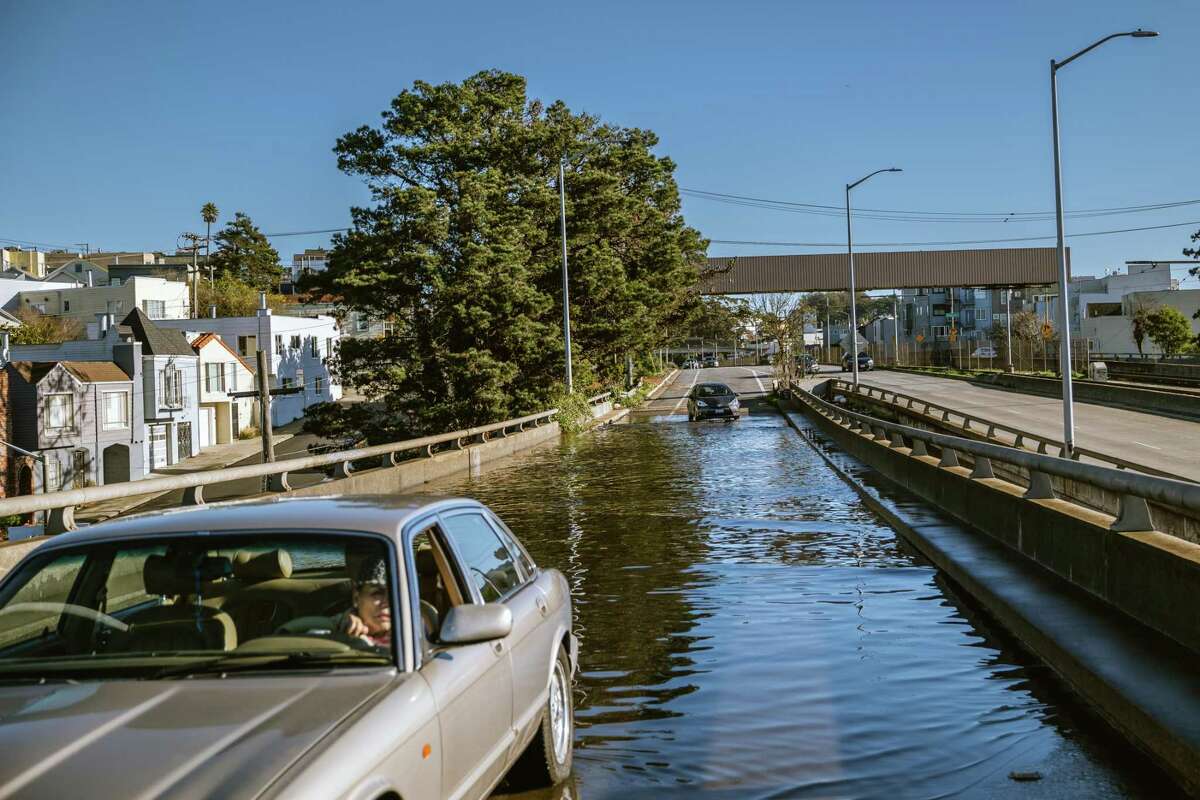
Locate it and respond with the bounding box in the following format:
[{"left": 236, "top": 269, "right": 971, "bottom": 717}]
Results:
[
  {"left": 0, "top": 400, "right": 612, "bottom": 534},
  {"left": 789, "top": 381, "right": 1200, "bottom": 533},
  {"left": 826, "top": 378, "right": 1180, "bottom": 480}
]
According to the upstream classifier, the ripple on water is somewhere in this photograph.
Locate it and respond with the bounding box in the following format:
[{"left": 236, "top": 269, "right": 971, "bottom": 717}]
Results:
[{"left": 419, "top": 412, "right": 1180, "bottom": 800}]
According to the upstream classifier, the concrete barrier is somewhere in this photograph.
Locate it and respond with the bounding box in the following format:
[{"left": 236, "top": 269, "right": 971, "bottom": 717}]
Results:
[
  {"left": 786, "top": 394, "right": 1200, "bottom": 793},
  {"left": 974, "top": 372, "right": 1200, "bottom": 421},
  {"left": 1103, "top": 358, "right": 1200, "bottom": 388}
]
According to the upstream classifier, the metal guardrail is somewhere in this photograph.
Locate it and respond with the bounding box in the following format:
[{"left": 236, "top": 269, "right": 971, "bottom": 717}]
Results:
[
  {"left": 827, "top": 379, "right": 1179, "bottom": 480},
  {"left": 0, "top": 398, "right": 613, "bottom": 533},
  {"left": 790, "top": 381, "right": 1200, "bottom": 533}
]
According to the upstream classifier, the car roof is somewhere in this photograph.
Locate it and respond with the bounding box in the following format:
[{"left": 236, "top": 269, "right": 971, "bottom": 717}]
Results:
[{"left": 37, "top": 494, "right": 485, "bottom": 549}]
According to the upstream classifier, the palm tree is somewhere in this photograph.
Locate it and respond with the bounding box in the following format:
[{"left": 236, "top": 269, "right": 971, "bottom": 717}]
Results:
[{"left": 201, "top": 203, "right": 219, "bottom": 284}]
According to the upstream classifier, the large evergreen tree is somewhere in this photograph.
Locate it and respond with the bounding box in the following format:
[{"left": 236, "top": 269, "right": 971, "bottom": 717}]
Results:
[
  {"left": 304, "top": 70, "right": 705, "bottom": 440},
  {"left": 210, "top": 212, "right": 283, "bottom": 290}
]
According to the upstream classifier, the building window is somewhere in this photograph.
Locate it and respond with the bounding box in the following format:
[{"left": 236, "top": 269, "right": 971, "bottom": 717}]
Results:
[
  {"left": 225, "top": 363, "right": 237, "bottom": 392},
  {"left": 310, "top": 337, "right": 319, "bottom": 357},
  {"left": 107, "top": 300, "right": 124, "bottom": 315},
  {"left": 931, "top": 326, "right": 949, "bottom": 340},
  {"left": 45, "top": 460, "right": 61, "bottom": 491},
  {"left": 142, "top": 299, "right": 166, "bottom": 319},
  {"left": 290, "top": 335, "right": 301, "bottom": 349},
  {"left": 314, "top": 376, "right": 325, "bottom": 394},
  {"left": 275, "top": 334, "right": 283, "bottom": 351},
  {"left": 295, "top": 369, "right": 305, "bottom": 396},
  {"left": 45, "top": 393, "right": 75, "bottom": 430},
  {"left": 354, "top": 314, "right": 369, "bottom": 333},
  {"left": 325, "top": 338, "right": 333, "bottom": 357},
  {"left": 161, "top": 369, "right": 183, "bottom": 408},
  {"left": 63, "top": 300, "right": 70, "bottom": 312},
  {"left": 103, "top": 391, "right": 129, "bottom": 430},
  {"left": 204, "top": 363, "right": 225, "bottom": 392},
  {"left": 237, "top": 335, "right": 253, "bottom": 356}
]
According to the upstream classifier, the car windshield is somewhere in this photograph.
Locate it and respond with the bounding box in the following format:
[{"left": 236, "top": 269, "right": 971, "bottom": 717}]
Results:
[
  {"left": 0, "top": 532, "right": 396, "bottom": 681},
  {"left": 695, "top": 383, "right": 732, "bottom": 398}
]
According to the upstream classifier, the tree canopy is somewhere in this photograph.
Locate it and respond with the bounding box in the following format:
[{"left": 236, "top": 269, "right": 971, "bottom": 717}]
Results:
[
  {"left": 1143, "top": 306, "right": 1193, "bottom": 357},
  {"left": 302, "top": 70, "right": 706, "bottom": 441},
  {"left": 8, "top": 309, "right": 81, "bottom": 345},
  {"left": 210, "top": 212, "right": 283, "bottom": 290},
  {"left": 196, "top": 273, "right": 292, "bottom": 317}
]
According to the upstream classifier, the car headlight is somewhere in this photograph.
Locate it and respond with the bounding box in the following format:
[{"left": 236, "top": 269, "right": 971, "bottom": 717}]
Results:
[{"left": 729, "top": 398, "right": 739, "bottom": 408}]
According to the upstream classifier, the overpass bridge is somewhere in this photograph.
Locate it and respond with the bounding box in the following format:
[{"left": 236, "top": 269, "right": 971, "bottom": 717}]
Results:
[
  {"left": 700, "top": 245, "right": 1066, "bottom": 293},
  {"left": 0, "top": 369, "right": 1197, "bottom": 798}
]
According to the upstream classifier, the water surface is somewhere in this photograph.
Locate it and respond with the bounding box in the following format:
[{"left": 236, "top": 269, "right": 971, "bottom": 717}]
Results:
[{"left": 421, "top": 407, "right": 1178, "bottom": 799}]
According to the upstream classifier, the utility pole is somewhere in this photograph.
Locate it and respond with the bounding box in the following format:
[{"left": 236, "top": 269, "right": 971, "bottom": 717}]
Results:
[
  {"left": 180, "top": 233, "right": 204, "bottom": 319},
  {"left": 1005, "top": 288, "right": 1014, "bottom": 373},
  {"left": 558, "top": 157, "right": 574, "bottom": 394},
  {"left": 256, "top": 350, "right": 275, "bottom": 464},
  {"left": 892, "top": 291, "right": 900, "bottom": 366}
]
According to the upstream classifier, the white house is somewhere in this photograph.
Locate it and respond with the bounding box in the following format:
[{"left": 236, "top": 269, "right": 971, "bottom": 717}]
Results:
[
  {"left": 16, "top": 276, "right": 190, "bottom": 328},
  {"left": 156, "top": 296, "right": 341, "bottom": 427},
  {"left": 0, "top": 277, "right": 78, "bottom": 314},
  {"left": 1069, "top": 262, "right": 1174, "bottom": 335},
  {"left": 189, "top": 332, "right": 257, "bottom": 447}
]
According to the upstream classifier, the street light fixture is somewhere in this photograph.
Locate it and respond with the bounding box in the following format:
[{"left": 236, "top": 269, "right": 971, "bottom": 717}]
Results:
[
  {"left": 846, "top": 167, "right": 902, "bottom": 389},
  {"left": 1050, "top": 29, "right": 1157, "bottom": 456}
]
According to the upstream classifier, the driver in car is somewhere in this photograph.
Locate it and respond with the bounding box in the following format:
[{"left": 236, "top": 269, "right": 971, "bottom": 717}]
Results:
[{"left": 337, "top": 556, "right": 392, "bottom": 648}]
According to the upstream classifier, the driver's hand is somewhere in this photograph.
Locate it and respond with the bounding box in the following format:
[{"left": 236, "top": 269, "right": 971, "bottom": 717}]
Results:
[{"left": 342, "top": 613, "right": 369, "bottom": 638}]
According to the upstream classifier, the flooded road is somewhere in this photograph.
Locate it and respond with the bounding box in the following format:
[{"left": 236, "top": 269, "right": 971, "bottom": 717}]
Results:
[{"left": 421, "top": 368, "right": 1178, "bottom": 799}]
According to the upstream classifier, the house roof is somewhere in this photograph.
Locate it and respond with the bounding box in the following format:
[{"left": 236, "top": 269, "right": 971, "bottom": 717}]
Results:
[
  {"left": 8, "top": 360, "right": 131, "bottom": 384},
  {"left": 120, "top": 308, "right": 195, "bottom": 356},
  {"left": 190, "top": 332, "right": 256, "bottom": 373}
]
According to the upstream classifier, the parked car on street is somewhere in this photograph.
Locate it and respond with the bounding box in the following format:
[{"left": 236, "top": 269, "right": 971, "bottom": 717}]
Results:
[
  {"left": 687, "top": 382, "right": 740, "bottom": 421},
  {"left": 971, "top": 346, "right": 998, "bottom": 358},
  {"left": 0, "top": 496, "right": 577, "bottom": 800},
  {"left": 796, "top": 352, "right": 818, "bottom": 375},
  {"left": 683, "top": 359, "right": 700, "bottom": 369},
  {"left": 702, "top": 355, "right": 719, "bottom": 368},
  {"left": 841, "top": 351, "right": 875, "bottom": 372}
]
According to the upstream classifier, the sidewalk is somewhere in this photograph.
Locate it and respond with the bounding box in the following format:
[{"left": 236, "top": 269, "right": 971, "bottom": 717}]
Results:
[{"left": 76, "top": 433, "right": 294, "bottom": 523}]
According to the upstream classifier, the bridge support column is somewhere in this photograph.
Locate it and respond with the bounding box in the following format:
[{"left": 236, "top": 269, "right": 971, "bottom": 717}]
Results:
[
  {"left": 1024, "top": 471, "right": 1056, "bottom": 499},
  {"left": 268, "top": 472, "right": 291, "bottom": 492},
  {"left": 182, "top": 485, "right": 205, "bottom": 506},
  {"left": 334, "top": 461, "right": 354, "bottom": 480},
  {"left": 969, "top": 457, "right": 995, "bottom": 479},
  {"left": 939, "top": 449, "right": 960, "bottom": 468},
  {"left": 1112, "top": 495, "right": 1155, "bottom": 532},
  {"left": 47, "top": 505, "right": 76, "bottom": 535}
]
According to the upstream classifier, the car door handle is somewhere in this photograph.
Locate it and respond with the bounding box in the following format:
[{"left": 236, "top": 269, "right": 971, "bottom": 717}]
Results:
[
  {"left": 492, "top": 641, "right": 504, "bottom": 655},
  {"left": 535, "top": 597, "right": 548, "bottom": 616}
]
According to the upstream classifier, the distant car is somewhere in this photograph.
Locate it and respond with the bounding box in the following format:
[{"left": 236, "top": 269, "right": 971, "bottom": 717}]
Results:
[
  {"left": 702, "top": 355, "right": 719, "bottom": 368},
  {"left": 797, "top": 353, "right": 818, "bottom": 375},
  {"left": 0, "top": 496, "right": 577, "bottom": 800},
  {"left": 682, "top": 359, "right": 700, "bottom": 370},
  {"left": 841, "top": 351, "right": 874, "bottom": 372},
  {"left": 687, "top": 382, "right": 740, "bottom": 421},
  {"left": 972, "top": 346, "right": 998, "bottom": 358}
]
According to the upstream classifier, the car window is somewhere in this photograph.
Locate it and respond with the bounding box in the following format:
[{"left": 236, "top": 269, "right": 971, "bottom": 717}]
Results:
[
  {"left": 0, "top": 552, "right": 86, "bottom": 649},
  {"left": 441, "top": 512, "right": 523, "bottom": 602},
  {"left": 695, "top": 384, "right": 732, "bottom": 398},
  {"left": 104, "top": 545, "right": 167, "bottom": 614},
  {"left": 485, "top": 513, "right": 535, "bottom": 578}
]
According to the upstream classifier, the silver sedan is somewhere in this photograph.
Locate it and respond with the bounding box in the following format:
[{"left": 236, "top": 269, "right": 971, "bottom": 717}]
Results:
[{"left": 0, "top": 495, "right": 577, "bottom": 799}]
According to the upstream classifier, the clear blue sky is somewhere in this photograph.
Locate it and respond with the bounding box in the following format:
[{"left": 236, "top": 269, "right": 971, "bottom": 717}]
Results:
[{"left": 2, "top": 0, "right": 1197, "bottom": 283}]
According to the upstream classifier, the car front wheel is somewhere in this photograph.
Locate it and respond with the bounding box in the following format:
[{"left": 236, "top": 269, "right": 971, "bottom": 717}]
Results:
[{"left": 509, "top": 647, "right": 574, "bottom": 788}]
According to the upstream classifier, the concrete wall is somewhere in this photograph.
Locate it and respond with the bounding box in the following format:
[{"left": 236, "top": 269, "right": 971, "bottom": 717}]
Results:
[
  {"left": 796, "top": 397, "right": 1200, "bottom": 656},
  {"left": 975, "top": 372, "right": 1200, "bottom": 421}
]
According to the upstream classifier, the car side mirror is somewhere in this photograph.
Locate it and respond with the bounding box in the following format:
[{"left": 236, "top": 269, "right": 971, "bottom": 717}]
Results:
[{"left": 438, "top": 604, "right": 513, "bottom": 645}]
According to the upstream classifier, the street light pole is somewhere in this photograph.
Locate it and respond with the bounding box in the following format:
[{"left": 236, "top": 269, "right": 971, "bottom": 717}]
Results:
[
  {"left": 559, "top": 157, "right": 574, "bottom": 394},
  {"left": 1005, "top": 288, "right": 1014, "bottom": 373},
  {"left": 1050, "top": 28, "right": 1157, "bottom": 456},
  {"left": 845, "top": 168, "right": 902, "bottom": 388}
]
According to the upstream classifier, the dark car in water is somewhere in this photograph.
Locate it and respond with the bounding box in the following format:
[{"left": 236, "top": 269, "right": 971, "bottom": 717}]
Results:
[
  {"left": 841, "top": 351, "right": 874, "bottom": 372},
  {"left": 687, "top": 382, "right": 740, "bottom": 421}
]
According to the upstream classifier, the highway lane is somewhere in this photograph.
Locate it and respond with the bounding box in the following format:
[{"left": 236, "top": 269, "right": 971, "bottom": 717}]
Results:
[
  {"left": 853, "top": 369, "right": 1200, "bottom": 482},
  {"left": 638, "top": 364, "right": 776, "bottom": 417}
]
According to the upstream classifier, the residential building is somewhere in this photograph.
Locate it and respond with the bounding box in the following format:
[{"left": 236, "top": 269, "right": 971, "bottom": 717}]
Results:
[
  {"left": 291, "top": 248, "right": 329, "bottom": 283},
  {"left": 898, "top": 285, "right": 1051, "bottom": 347},
  {"left": 4, "top": 354, "right": 144, "bottom": 493},
  {"left": 1, "top": 248, "right": 46, "bottom": 278},
  {"left": 44, "top": 250, "right": 160, "bottom": 272},
  {"left": 0, "top": 277, "right": 78, "bottom": 314},
  {"left": 6, "top": 309, "right": 201, "bottom": 476},
  {"left": 15, "top": 276, "right": 189, "bottom": 329},
  {"left": 120, "top": 309, "right": 202, "bottom": 469},
  {"left": 189, "top": 332, "right": 256, "bottom": 447},
  {"left": 156, "top": 296, "right": 341, "bottom": 426},
  {"left": 44, "top": 259, "right": 110, "bottom": 287}
]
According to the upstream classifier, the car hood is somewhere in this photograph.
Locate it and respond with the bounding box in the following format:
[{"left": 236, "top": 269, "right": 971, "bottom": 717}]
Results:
[
  {"left": 696, "top": 395, "right": 735, "bottom": 405},
  {"left": 0, "top": 670, "right": 399, "bottom": 800}
]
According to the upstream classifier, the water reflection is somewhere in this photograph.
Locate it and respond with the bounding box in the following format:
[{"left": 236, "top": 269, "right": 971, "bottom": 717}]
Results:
[{"left": 420, "top": 411, "right": 1180, "bottom": 799}]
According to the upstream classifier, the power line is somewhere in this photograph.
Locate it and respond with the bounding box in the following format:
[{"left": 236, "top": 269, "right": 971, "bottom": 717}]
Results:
[
  {"left": 681, "top": 188, "right": 1200, "bottom": 224},
  {"left": 708, "top": 218, "right": 1200, "bottom": 248}
]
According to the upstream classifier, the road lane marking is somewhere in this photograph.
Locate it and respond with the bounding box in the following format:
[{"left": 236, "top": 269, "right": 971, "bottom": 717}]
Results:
[
  {"left": 742, "top": 367, "right": 767, "bottom": 394},
  {"left": 670, "top": 370, "right": 701, "bottom": 415},
  {"left": 1132, "top": 441, "right": 1162, "bottom": 450}
]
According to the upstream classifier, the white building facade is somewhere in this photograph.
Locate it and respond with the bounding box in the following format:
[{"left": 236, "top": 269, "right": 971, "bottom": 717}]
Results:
[
  {"left": 16, "top": 276, "right": 189, "bottom": 328},
  {"left": 156, "top": 301, "right": 341, "bottom": 427},
  {"left": 189, "top": 332, "right": 257, "bottom": 447}
]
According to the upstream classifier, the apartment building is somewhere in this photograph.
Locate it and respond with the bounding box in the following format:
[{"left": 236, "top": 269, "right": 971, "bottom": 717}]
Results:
[{"left": 15, "top": 276, "right": 189, "bottom": 328}]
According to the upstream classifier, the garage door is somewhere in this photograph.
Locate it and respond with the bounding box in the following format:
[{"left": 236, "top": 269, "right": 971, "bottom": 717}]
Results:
[{"left": 149, "top": 425, "right": 168, "bottom": 471}]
